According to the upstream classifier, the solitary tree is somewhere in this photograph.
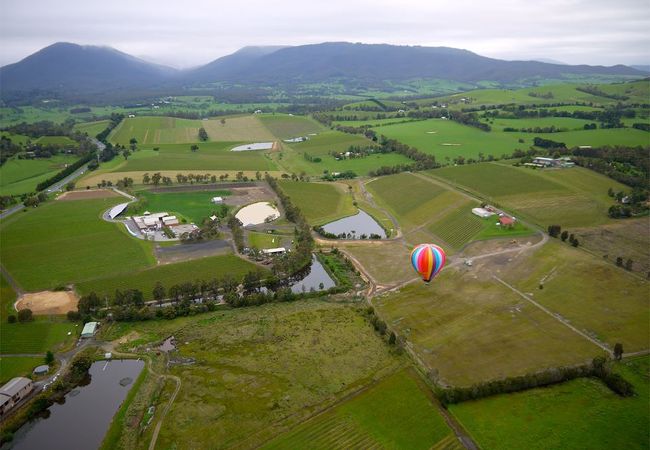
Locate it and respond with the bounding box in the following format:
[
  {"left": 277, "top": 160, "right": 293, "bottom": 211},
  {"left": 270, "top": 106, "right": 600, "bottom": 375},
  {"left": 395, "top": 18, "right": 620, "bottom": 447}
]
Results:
[
  {"left": 198, "top": 127, "right": 208, "bottom": 141},
  {"left": 122, "top": 149, "right": 131, "bottom": 160},
  {"left": 388, "top": 332, "right": 397, "bottom": 345},
  {"left": 153, "top": 282, "right": 166, "bottom": 305},
  {"left": 560, "top": 230, "right": 569, "bottom": 242},
  {"left": 220, "top": 118, "right": 226, "bottom": 126},
  {"left": 45, "top": 350, "right": 54, "bottom": 365},
  {"left": 129, "top": 137, "right": 138, "bottom": 151},
  {"left": 190, "top": 144, "right": 199, "bottom": 152},
  {"left": 614, "top": 343, "right": 624, "bottom": 360},
  {"left": 571, "top": 238, "right": 579, "bottom": 247},
  {"left": 616, "top": 257, "right": 624, "bottom": 267},
  {"left": 7, "top": 314, "right": 16, "bottom": 323}
]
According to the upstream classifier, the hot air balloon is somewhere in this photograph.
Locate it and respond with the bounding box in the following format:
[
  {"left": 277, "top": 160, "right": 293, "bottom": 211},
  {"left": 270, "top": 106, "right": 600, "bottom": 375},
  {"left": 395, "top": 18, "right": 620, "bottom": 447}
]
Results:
[{"left": 410, "top": 244, "right": 446, "bottom": 282}]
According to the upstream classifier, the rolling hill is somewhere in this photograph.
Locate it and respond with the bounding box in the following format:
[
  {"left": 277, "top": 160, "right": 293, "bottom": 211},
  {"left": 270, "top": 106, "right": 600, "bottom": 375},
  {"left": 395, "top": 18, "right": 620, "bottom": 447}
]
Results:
[{"left": 0, "top": 42, "right": 645, "bottom": 102}]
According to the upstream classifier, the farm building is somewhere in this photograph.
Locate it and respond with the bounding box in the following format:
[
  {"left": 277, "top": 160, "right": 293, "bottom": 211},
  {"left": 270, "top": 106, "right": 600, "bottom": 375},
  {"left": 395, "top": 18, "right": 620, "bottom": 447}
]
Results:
[
  {"left": 472, "top": 207, "right": 494, "bottom": 218},
  {"left": 529, "top": 157, "right": 575, "bottom": 168},
  {"left": 211, "top": 196, "right": 223, "bottom": 204},
  {"left": 81, "top": 321, "right": 99, "bottom": 338},
  {"left": 499, "top": 216, "right": 515, "bottom": 227},
  {"left": 0, "top": 377, "right": 34, "bottom": 417},
  {"left": 262, "top": 247, "right": 286, "bottom": 256},
  {"left": 162, "top": 215, "right": 179, "bottom": 226},
  {"left": 132, "top": 212, "right": 170, "bottom": 231}
]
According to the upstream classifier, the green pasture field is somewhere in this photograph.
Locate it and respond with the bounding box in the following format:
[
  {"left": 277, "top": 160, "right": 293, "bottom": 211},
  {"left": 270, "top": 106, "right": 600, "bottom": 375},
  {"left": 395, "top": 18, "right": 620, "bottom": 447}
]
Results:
[
  {"left": 0, "top": 319, "right": 78, "bottom": 354},
  {"left": 374, "top": 119, "right": 525, "bottom": 160},
  {"left": 102, "top": 300, "right": 402, "bottom": 449},
  {"left": 0, "top": 198, "right": 154, "bottom": 291},
  {"left": 332, "top": 118, "right": 421, "bottom": 127},
  {"left": 264, "top": 369, "right": 458, "bottom": 450},
  {"left": 451, "top": 356, "right": 650, "bottom": 450},
  {"left": 73, "top": 119, "right": 111, "bottom": 137},
  {"left": 76, "top": 254, "right": 260, "bottom": 301},
  {"left": 247, "top": 231, "right": 287, "bottom": 249},
  {"left": 0, "top": 132, "right": 30, "bottom": 145},
  {"left": 278, "top": 180, "right": 357, "bottom": 225},
  {"left": 0, "top": 154, "right": 78, "bottom": 196},
  {"left": 0, "top": 274, "right": 17, "bottom": 321},
  {"left": 374, "top": 119, "right": 649, "bottom": 162},
  {"left": 131, "top": 189, "right": 231, "bottom": 224},
  {"left": 109, "top": 116, "right": 203, "bottom": 145},
  {"left": 34, "top": 135, "right": 78, "bottom": 147},
  {"left": 0, "top": 356, "right": 45, "bottom": 383},
  {"left": 276, "top": 130, "right": 414, "bottom": 176},
  {"left": 103, "top": 141, "right": 277, "bottom": 173},
  {"left": 483, "top": 116, "right": 595, "bottom": 131},
  {"left": 430, "top": 163, "right": 628, "bottom": 228},
  {"left": 502, "top": 241, "right": 650, "bottom": 351},
  {"left": 258, "top": 113, "right": 323, "bottom": 138},
  {"left": 374, "top": 268, "right": 600, "bottom": 386}
]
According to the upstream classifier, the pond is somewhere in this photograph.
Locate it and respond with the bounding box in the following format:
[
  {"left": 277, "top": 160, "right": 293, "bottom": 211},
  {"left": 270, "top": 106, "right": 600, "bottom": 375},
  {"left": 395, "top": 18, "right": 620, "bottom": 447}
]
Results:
[
  {"left": 321, "top": 209, "right": 386, "bottom": 239},
  {"left": 289, "top": 254, "right": 336, "bottom": 293},
  {"left": 7, "top": 359, "right": 144, "bottom": 450},
  {"left": 235, "top": 202, "right": 280, "bottom": 226},
  {"left": 231, "top": 142, "right": 274, "bottom": 151}
]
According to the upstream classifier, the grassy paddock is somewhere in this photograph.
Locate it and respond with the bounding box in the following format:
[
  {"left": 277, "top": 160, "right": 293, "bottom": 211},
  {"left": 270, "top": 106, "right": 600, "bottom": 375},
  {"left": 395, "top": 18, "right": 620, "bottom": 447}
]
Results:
[
  {"left": 0, "top": 319, "right": 78, "bottom": 354},
  {"left": 258, "top": 114, "right": 323, "bottom": 138},
  {"left": 102, "top": 300, "right": 402, "bottom": 449},
  {"left": 263, "top": 369, "right": 457, "bottom": 450},
  {"left": 0, "top": 198, "right": 154, "bottom": 291},
  {"left": 278, "top": 180, "right": 357, "bottom": 225},
  {"left": 0, "top": 356, "right": 45, "bottom": 383},
  {"left": 450, "top": 356, "right": 650, "bottom": 450},
  {"left": 374, "top": 268, "right": 599, "bottom": 386},
  {"left": 0, "top": 155, "right": 79, "bottom": 196},
  {"left": 131, "top": 189, "right": 231, "bottom": 224},
  {"left": 76, "top": 254, "right": 260, "bottom": 300}
]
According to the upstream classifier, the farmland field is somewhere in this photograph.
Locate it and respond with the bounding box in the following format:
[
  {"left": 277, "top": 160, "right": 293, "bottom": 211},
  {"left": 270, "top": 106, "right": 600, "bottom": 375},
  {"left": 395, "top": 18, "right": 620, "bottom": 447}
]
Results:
[
  {"left": 34, "top": 135, "right": 78, "bottom": 147},
  {"left": 343, "top": 242, "right": 417, "bottom": 285},
  {"left": 103, "top": 300, "right": 402, "bottom": 449},
  {"left": 430, "top": 163, "right": 627, "bottom": 228},
  {"left": 247, "top": 231, "right": 287, "bottom": 249},
  {"left": 374, "top": 267, "right": 600, "bottom": 386},
  {"left": 451, "top": 356, "right": 650, "bottom": 450},
  {"left": 73, "top": 119, "right": 111, "bottom": 137},
  {"left": 0, "top": 198, "right": 154, "bottom": 291},
  {"left": 76, "top": 254, "right": 260, "bottom": 300},
  {"left": 374, "top": 118, "right": 649, "bottom": 161},
  {"left": 278, "top": 180, "right": 356, "bottom": 225},
  {"left": 0, "top": 154, "right": 79, "bottom": 196},
  {"left": 110, "top": 115, "right": 277, "bottom": 145},
  {"left": 0, "top": 356, "right": 45, "bottom": 383},
  {"left": 258, "top": 113, "right": 323, "bottom": 138},
  {"left": 483, "top": 116, "right": 595, "bottom": 131},
  {"left": 264, "top": 369, "right": 458, "bottom": 450},
  {"left": 0, "top": 319, "right": 78, "bottom": 354},
  {"left": 502, "top": 241, "right": 650, "bottom": 351},
  {"left": 0, "top": 274, "right": 17, "bottom": 321},
  {"left": 428, "top": 205, "right": 485, "bottom": 249},
  {"left": 130, "top": 189, "right": 231, "bottom": 224},
  {"left": 275, "top": 130, "right": 413, "bottom": 176}
]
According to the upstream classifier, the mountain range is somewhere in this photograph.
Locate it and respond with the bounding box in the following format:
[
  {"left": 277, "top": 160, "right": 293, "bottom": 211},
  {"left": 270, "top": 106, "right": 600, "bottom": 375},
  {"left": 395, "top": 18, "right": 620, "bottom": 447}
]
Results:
[{"left": 0, "top": 42, "right": 645, "bottom": 102}]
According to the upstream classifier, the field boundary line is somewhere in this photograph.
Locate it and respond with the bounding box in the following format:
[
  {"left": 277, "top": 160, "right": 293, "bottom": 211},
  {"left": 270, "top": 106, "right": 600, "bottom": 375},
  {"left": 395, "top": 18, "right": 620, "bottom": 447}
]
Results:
[{"left": 493, "top": 275, "right": 613, "bottom": 356}]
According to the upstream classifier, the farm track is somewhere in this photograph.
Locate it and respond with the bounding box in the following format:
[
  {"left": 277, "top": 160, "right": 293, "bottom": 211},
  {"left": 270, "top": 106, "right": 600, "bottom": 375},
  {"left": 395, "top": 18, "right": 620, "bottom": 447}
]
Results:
[{"left": 493, "top": 275, "right": 614, "bottom": 356}]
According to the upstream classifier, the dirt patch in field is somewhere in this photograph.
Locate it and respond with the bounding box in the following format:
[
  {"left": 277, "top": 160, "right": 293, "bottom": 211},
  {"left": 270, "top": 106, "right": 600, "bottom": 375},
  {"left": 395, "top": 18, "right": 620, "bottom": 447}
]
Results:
[
  {"left": 57, "top": 189, "right": 119, "bottom": 201},
  {"left": 115, "top": 331, "right": 140, "bottom": 345},
  {"left": 15, "top": 291, "right": 79, "bottom": 315}
]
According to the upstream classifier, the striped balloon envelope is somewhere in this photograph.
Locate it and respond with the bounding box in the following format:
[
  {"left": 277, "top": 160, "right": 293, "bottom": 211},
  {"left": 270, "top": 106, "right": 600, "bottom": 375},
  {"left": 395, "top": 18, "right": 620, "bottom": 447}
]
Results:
[{"left": 410, "top": 244, "right": 446, "bottom": 282}]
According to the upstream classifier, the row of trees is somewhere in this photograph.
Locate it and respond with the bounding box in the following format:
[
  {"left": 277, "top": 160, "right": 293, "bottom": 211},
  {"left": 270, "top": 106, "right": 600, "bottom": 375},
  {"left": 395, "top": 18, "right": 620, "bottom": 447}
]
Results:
[
  {"left": 438, "top": 355, "right": 634, "bottom": 405},
  {"left": 547, "top": 225, "right": 579, "bottom": 247}
]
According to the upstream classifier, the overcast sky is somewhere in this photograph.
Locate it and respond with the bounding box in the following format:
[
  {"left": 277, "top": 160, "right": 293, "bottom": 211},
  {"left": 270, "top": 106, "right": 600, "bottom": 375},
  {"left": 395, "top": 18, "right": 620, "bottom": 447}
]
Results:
[{"left": 1, "top": 0, "right": 648, "bottom": 68}]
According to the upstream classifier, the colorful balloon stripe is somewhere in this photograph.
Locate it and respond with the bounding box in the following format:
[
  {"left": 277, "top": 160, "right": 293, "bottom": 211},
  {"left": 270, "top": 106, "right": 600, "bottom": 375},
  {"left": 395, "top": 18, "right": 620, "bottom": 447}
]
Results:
[{"left": 410, "top": 243, "right": 446, "bottom": 282}]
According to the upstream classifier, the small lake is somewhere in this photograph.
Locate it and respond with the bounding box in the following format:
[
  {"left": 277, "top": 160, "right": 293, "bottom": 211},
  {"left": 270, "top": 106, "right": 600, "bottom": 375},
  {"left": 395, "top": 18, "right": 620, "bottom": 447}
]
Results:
[
  {"left": 7, "top": 359, "right": 144, "bottom": 450},
  {"left": 290, "top": 255, "right": 336, "bottom": 293},
  {"left": 322, "top": 210, "right": 386, "bottom": 239}
]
